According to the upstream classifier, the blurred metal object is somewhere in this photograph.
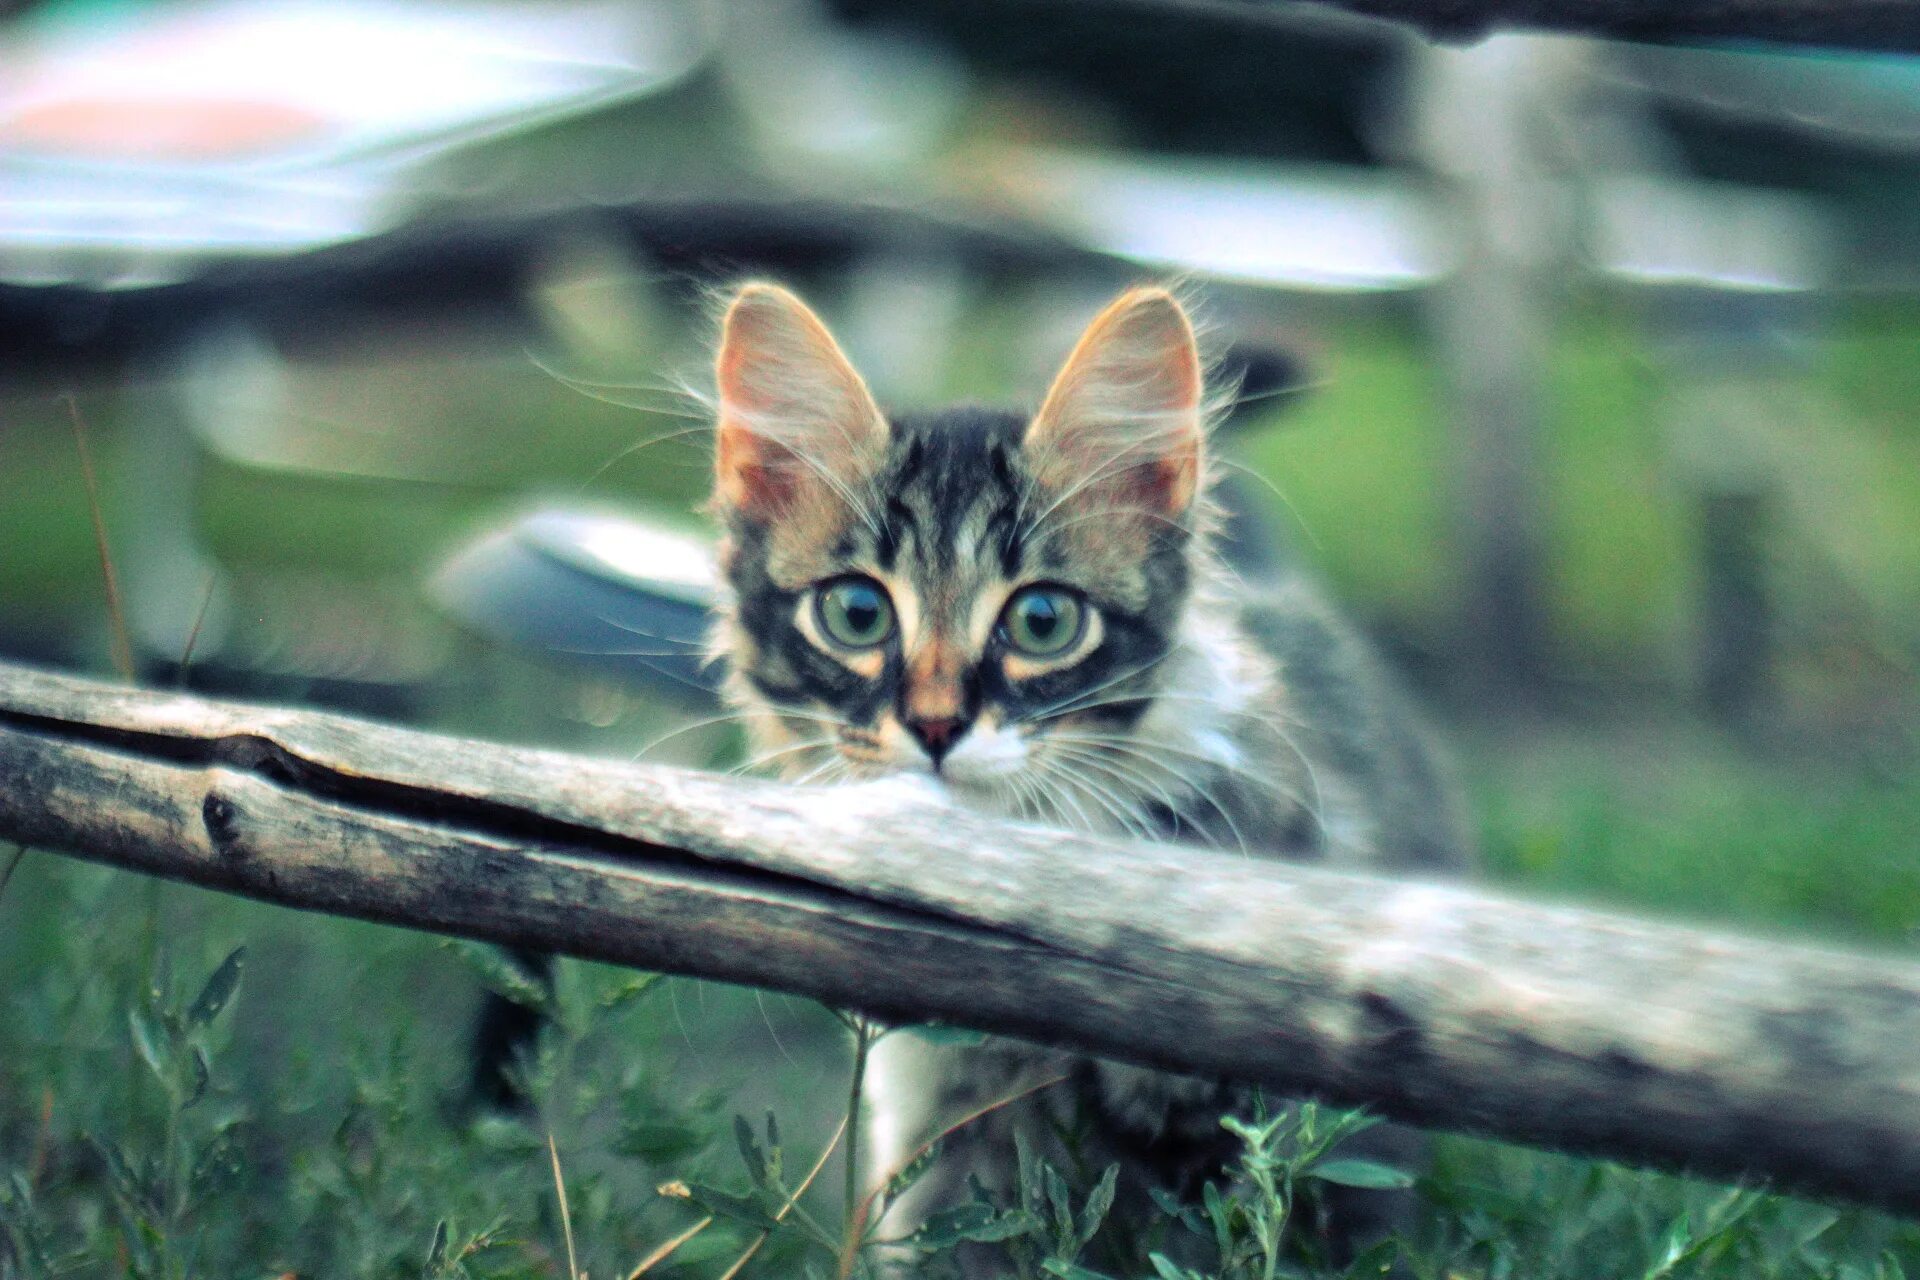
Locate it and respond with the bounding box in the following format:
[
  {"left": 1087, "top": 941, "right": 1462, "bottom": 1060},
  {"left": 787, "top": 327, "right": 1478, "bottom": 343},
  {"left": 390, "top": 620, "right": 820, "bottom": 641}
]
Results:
[
  {"left": 0, "top": 0, "right": 712, "bottom": 289},
  {"left": 432, "top": 507, "right": 721, "bottom": 705}
]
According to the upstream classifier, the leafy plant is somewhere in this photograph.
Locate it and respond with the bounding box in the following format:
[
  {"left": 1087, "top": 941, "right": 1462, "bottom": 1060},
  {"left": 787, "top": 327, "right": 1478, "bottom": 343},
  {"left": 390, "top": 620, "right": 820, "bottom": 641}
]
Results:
[
  {"left": 1144, "top": 1101, "right": 1406, "bottom": 1280},
  {"left": 89, "top": 946, "right": 249, "bottom": 1280}
]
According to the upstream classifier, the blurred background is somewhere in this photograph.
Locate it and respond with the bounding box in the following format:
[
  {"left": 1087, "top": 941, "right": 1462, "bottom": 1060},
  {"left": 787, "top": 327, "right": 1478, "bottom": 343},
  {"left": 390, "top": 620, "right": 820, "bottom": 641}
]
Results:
[{"left": 4, "top": 0, "right": 1920, "bottom": 1275}]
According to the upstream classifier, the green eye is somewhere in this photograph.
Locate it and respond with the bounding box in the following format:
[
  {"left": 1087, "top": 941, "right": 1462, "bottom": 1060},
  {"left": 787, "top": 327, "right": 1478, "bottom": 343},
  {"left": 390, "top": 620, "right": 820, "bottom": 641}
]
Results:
[
  {"left": 816, "top": 577, "right": 895, "bottom": 648},
  {"left": 1001, "top": 586, "right": 1084, "bottom": 657}
]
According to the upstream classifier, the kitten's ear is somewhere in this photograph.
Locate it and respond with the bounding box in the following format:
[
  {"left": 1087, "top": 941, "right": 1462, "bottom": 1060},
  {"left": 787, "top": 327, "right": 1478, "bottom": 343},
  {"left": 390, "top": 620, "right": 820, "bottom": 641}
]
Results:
[
  {"left": 1026, "top": 287, "right": 1204, "bottom": 519},
  {"left": 713, "top": 282, "right": 886, "bottom": 520}
]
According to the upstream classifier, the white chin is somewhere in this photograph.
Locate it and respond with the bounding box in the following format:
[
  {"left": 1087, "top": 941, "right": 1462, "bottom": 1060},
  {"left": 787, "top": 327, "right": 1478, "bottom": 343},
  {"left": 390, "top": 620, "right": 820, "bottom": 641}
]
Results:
[{"left": 941, "top": 754, "right": 1021, "bottom": 787}]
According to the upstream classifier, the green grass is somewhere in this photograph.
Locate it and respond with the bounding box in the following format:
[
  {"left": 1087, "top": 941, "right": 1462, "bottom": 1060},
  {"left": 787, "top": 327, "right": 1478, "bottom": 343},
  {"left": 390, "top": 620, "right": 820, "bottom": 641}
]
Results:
[
  {"left": 1472, "top": 733, "right": 1920, "bottom": 945},
  {"left": 4, "top": 733, "right": 1919, "bottom": 1278},
  {"left": 0, "top": 399, "right": 120, "bottom": 618}
]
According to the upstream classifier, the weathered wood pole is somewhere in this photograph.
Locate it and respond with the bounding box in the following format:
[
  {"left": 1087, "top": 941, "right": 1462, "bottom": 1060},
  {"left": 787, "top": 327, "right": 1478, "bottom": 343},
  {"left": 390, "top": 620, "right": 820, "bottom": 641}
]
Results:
[
  {"left": 2, "top": 661, "right": 1920, "bottom": 1214},
  {"left": 1405, "top": 36, "right": 1567, "bottom": 700}
]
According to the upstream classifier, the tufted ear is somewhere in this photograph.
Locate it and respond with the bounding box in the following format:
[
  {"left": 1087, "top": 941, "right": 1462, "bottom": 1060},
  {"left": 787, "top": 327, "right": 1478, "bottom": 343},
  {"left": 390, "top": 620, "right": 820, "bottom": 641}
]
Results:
[
  {"left": 713, "top": 282, "right": 887, "bottom": 522},
  {"left": 1025, "top": 287, "right": 1204, "bottom": 521}
]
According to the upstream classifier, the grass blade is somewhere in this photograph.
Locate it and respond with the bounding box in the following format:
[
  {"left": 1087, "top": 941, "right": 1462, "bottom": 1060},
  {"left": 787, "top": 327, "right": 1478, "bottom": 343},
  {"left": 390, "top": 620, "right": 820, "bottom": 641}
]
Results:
[
  {"left": 548, "top": 1133, "right": 581, "bottom": 1280},
  {"left": 66, "top": 394, "right": 134, "bottom": 683}
]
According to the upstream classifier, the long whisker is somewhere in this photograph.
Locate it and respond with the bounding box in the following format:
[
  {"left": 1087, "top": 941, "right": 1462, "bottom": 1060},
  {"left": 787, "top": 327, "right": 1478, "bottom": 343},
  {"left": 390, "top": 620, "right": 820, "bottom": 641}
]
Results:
[
  {"left": 1051, "top": 728, "right": 1305, "bottom": 818},
  {"left": 791, "top": 754, "right": 852, "bottom": 787},
  {"left": 1030, "top": 756, "right": 1105, "bottom": 835},
  {"left": 1044, "top": 741, "right": 1193, "bottom": 837},
  {"left": 1083, "top": 762, "right": 1247, "bottom": 858},
  {"left": 550, "top": 650, "right": 721, "bottom": 700},
  {"left": 730, "top": 735, "right": 839, "bottom": 776},
  {"left": 545, "top": 613, "right": 708, "bottom": 660},
  {"left": 1031, "top": 749, "right": 1158, "bottom": 841},
  {"left": 631, "top": 702, "right": 848, "bottom": 764},
  {"left": 1048, "top": 759, "right": 1149, "bottom": 837},
  {"left": 538, "top": 374, "right": 714, "bottom": 419},
  {"left": 1036, "top": 686, "right": 1328, "bottom": 827},
  {"left": 788, "top": 448, "right": 883, "bottom": 538},
  {"left": 1023, "top": 772, "right": 1067, "bottom": 830},
  {"left": 525, "top": 347, "right": 713, "bottom": 415},
  {"left": 1035, "top": 503, "right": 1193, "bottom": 545},
  {"left": 595, "top": 618, "right": 708, "bottom": 646},
  {"left": 575, "top": 424, "right": 717, "bottom": 494},
  {"left": 631, "top": 709, "right": 757, "bottom": 762},
  {"left": 543, "top": 644, "right": 704, "bottom": 660},
  {"left": 1069, "top": 688, "right": 1326, "bottom": 759},
  {"left": 1211, "top": 456, "right": 1322, "bottom": 552},
  {"left": 1026, "top": 756, "right": 1101, "bottom": 835},
  {"left": 1002, "top": 767, "right": 1055, "bottom": 828},
  {"left": 1038, "top": 748, "right": 1160, "bottom": 841},
  {"left": 1019, "top": 646, "right": 1180, "bottom": 724},
  {"left": 1047, "top": 728, "right": 1321, "bottom": 837},
  {"left": 758, "top": 704, "right": 855, "bottom": 728},
  {"left": 1001, "top": 769, "right": 1040, "bottom": 824},
  {"left": 1035, "top": 687, "right": 1304, "bottom": 735},
  {"left": 729, "top": 413, "right": 883, "bottom": 539},
  {"left": 1045, "top": 728, "right": 1287, "bottom": 798},
  {"left": 1021, "top": 434, "right": 1184, "bottom": 541},
  {"left": 1045, "top": 740, "right": 1246, "bottom": 854}
]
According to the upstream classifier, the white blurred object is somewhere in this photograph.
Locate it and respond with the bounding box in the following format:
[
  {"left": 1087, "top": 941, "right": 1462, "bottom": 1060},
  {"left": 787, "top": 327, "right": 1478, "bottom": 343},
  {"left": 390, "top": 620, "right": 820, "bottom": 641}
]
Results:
[
  {"left": 1594, "top": 177, "right": 1830, "bottom": 292},
  {"left": 0, "top": 0, "right": 711, "bottom": 286},
  {"left": 985, "top": 146, "right": 1452, "bottom": 292},
  {"left": 717, "top": 0, "right": 967, "bottom": 179}
]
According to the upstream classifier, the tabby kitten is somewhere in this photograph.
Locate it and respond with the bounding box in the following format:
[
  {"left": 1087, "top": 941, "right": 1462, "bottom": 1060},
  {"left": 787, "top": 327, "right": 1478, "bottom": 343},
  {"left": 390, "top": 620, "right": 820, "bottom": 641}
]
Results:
[{"left": 706, "top": 282, "right": 1469, "bottom": 1267}]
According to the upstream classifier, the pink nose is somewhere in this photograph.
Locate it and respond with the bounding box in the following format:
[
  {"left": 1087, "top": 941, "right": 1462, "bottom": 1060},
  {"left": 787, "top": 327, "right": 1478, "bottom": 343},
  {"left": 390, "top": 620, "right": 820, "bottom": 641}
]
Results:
[{"left": 907, "top": 715, "right": 965, "bottom": 763}]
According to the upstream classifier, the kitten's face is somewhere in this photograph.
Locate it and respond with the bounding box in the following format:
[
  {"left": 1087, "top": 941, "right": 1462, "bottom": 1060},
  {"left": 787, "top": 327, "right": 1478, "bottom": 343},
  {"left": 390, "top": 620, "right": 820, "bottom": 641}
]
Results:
[{"left": 709, "top": 284, "right": 1206, "bottom": 810}]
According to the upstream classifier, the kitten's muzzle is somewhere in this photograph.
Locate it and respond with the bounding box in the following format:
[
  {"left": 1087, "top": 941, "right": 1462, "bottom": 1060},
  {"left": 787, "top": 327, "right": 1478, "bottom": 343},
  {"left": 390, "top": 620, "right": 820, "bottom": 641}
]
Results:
[{"left": 905, "top": 713, "right": 968, "bottom": 766}]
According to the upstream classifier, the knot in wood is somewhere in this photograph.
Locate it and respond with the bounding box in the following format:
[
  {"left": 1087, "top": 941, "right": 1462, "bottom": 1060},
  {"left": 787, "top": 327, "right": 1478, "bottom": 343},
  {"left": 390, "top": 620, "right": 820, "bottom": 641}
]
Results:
[{"left": 202, "top": 792, "right": 243, "bottom": 855}]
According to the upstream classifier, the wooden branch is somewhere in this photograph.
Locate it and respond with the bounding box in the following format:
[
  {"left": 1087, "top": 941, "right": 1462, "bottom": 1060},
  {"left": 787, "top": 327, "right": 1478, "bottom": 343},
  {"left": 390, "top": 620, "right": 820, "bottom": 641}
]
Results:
[
  {"left": 1224, "top": 0, "right": 1920, "bottom": 54},
  {"left": 3, "top": 661, "right": 1920, "bottom": 1214}
]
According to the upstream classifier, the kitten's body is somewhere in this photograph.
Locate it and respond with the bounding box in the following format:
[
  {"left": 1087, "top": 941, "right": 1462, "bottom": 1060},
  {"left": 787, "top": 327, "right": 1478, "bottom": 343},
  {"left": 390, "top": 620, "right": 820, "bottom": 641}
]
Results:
[{"left": 706, "top": 285, "right": 1468, "bottom": 1271}]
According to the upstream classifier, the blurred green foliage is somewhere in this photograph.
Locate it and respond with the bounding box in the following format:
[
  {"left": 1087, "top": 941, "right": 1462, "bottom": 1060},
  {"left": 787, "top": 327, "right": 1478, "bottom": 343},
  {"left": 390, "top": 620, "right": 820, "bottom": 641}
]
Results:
[
  {"left": 1247, "top": 299, "right": 1920, "bottom": 675},
  {"left": 7, "top": 294, "right": 1920, "bottom": 690}
]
